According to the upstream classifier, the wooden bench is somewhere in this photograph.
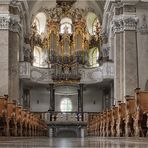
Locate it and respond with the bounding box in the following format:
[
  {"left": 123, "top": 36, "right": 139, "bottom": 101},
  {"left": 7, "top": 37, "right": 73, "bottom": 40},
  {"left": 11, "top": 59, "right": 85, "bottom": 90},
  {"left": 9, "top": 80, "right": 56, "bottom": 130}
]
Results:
[
  {"left": 106, "top": 110, "right": 112, "bottom": 137},
  {"left": 125, "top": 96, "right": 136, "bottom": 137},
  {"left": 0, "top": 97, "right": 7, "bottom": 136},
  {"left": 111, "top": 105, "right": 118, "bottom": 136},
  {"left": 7, "top": 101, "right": 16, "bottom": 136},
  {"left": 102, "top": 111, "right": 107, "bottom": 136},
  {"left": 134, "top": 88, "right": 148, "bottom": 137},
  {"left": 15, "top": 105, "right": 23, "bottom": 136},
  {"left": 117, "top": 102, "right": 126, "bottom": 137}
]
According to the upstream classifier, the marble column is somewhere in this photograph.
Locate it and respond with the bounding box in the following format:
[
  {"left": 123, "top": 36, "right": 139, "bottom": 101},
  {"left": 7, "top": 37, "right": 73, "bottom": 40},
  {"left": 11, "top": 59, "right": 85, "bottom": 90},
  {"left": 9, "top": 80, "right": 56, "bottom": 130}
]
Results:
[
  {"left": 79, "top": 84, "right": 84, "bottom": 121},
  {"left": 9, "top": 30, "right": 20, "bottom": 101},
  {"left": 113, "top": 25, "right": 121, "bottom": 102},
  {"left": 0, "top": 5, "right": 9, "bottom": 96},
  {"left": 49, "top": 84, "right": 55, "bottom": 121},
  {"left": 78, "top": 89, "right": 80, "bottom": 113},
  {"left": 120, "top": 31, "right": 124, "bottom": 101},
  {"left": 123, "top": 21, "right": 138, "bottom": 96},
  {"left": 49, "top": 84, "right": 54, "bottom": 110},
  {"left": 8, "top": 3, "right": 22, "bottom": 101}
]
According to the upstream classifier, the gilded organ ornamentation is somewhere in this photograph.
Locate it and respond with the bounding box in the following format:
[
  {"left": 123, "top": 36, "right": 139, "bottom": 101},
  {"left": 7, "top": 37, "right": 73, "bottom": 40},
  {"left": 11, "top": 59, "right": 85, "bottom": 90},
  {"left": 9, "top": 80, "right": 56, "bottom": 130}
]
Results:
[{"left": 30, "top": 1, "right": 102, "bottom": 83}]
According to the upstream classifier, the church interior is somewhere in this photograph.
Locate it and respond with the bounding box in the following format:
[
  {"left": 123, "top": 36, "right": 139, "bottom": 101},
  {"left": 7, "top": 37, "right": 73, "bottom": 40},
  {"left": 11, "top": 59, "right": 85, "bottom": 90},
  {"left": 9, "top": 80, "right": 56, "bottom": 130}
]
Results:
[{"left": 0, "top": 0, "right": 148, "bottom": 147}]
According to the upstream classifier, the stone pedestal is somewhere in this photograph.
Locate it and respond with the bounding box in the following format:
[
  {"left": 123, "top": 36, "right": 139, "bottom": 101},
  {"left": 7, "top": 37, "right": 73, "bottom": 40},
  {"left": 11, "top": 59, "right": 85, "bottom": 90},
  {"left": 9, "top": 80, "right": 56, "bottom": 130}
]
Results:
[
  {"left": 80, "top": 128, "right": 85, "bottom": 138},
  {"left": 49, "top": 128, "right": 53, "bottom": 138},
  {"left": 114, "top": 32, "right": 121, "bottom": 102}
]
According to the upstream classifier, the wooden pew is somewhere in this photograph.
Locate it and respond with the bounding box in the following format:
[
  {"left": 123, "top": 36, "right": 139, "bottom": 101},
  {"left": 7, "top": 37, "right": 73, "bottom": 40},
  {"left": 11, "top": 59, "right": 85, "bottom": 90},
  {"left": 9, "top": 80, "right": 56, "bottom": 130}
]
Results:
[
  {"left": 106, "top": 110, "right": 112, "bottom": 137},
  {"left": 111, "top": 105, "right": 118, "bottom": 136},
  {"left": 7, "top": 101, "right": 17, "bottom": 136},
  {"left": 30, "top": 114, "right": 35, "bottom": 136},
  {"left": 100, "top": 113, "right": 103, "bottom": 136},
  {"left": 102, "top": 111, "right": 107, "bottom": 137},
  {"left": 26, "top": 111, "right": 31, "bottom": 136},
  {"left": 125, "top": 96, "right": 136, "bottom": 137},
  {"left": 117, "top": 102, "right": 126, "bottom": 137},
  {"left": 0, "top": 97, "right": 7, "bottom": 136},
  {"left": 15, "top": 105, "right": 23, "bottom": 136},
  {"left": 97, "top": 114, "right": 101, "bottom": 136},
  {"left": 22, "top": 109, "right": 28, "bottom": 136},
  {"left": 134, "top": 88, "right": 148, "bottom": 137}
]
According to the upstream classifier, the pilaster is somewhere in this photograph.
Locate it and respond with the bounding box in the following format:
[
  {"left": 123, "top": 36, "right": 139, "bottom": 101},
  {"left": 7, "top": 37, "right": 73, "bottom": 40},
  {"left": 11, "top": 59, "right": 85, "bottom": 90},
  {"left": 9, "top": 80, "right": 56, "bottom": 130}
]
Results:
[
  {"left": 112, "top": 3, "right": 138, "bottom": 101},
  {"left": 0, "top": 5, "right": 9, "bottom": 96},
  {"left": 9, "top": 3, "right": 22, "bottom": 101}
]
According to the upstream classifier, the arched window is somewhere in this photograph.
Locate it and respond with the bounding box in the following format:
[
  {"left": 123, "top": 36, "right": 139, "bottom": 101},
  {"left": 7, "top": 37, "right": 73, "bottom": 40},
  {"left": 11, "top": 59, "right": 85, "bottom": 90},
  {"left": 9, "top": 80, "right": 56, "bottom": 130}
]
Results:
[
  {"left": 92, "top": 47, "right": 99, "bottom": 67},
  {"left": 88, "top": 47, "right": 99, "bottom": 67},
  {"left": 92, "top": 18, "right": 101, "bottom": 35},
  {"left": 32, "top": 12, "right": 48, "bottom": 68},
  {"left": 33, "top": 46, "right": 40, "bottom": 67},
  {"left": 60, "top": 98, "right": 72, "bottom": 112},
  {"left": 32, "top": 12, "right": 46, "bottom": 34},
  {"left": 86, "top": 12, "right": 100, "bottom": 35},
  {"left": 60, "top": 17, "right": 72, "bottom": 34},
  {"left": 33, "top": 46, "right": 48, "bottom": 68}
]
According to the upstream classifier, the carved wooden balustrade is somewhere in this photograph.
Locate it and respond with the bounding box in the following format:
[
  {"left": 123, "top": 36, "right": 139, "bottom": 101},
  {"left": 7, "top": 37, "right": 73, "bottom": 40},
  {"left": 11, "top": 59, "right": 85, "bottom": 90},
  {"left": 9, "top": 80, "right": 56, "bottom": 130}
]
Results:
[
  {"left": 125, "top": 96, "right": 136, "bottom": 137},
  {"left": 7, "top": 101, "right": 17, "bottom": 136},
  {"left": 88, "top": 88, "right": 148, "bottom": 137},
  {"left": 0, "top": 96, "right": 48, "bottom": 137},
  {"left": 15, "top": 105, "right": 23, "bottom": 136},
  {"left": 0, "top": 97, "right": 7, "bottom": 136},
  {"left": 117, "top": 102, "right": 126, "bottom": 137},
  {"left": 102, "top": 111, "right": 107, "bottom": 137},
  {"left": 134, "top": 88, "right": 148, "bottom": 137},
  {"left": 112, "top": 106, "right": 118, "bottom": 137},
  {"left": 106, "top": 110, "right": 112, "bottom": 137}
]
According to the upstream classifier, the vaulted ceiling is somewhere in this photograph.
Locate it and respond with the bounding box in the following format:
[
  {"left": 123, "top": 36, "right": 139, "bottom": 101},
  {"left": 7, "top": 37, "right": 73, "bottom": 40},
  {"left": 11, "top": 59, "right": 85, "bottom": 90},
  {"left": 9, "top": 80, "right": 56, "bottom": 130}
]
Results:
[{"left": 26, "top": 0, "right": 106, "bottom": 23}]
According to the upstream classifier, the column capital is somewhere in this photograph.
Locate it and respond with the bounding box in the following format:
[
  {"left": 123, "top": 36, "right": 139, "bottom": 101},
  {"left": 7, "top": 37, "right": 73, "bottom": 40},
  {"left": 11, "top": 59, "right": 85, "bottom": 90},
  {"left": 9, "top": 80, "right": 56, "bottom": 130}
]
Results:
[
  {"left": 0, "top": 15, "right": 10, "bottom": 30},
  {"left": 122, "top": 15, "right": 138, "bottom": 31},
  {"left": 9, "top": 15, "right": 21, "bottom": 33},
  {"left": 0, "top": 14, "right": 21, "bottom": 33},
  {"left": 112, "top": 15, "right": 138, "bottom": 33},
  {"left": 112, "top": 16, "right": 122, "bottom": 33}
]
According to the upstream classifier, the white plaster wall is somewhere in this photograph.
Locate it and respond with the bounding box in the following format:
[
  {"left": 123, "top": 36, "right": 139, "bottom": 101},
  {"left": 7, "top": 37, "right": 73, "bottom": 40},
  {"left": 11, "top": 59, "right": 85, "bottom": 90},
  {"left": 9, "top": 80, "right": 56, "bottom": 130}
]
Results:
[
  {"left": 30, "top": 87, "right": 50, "bottom": 112},
  {"left": 83, "top": 87, "right": 103, "bottom": 112},
  {"left": 137, "top": 7, "right": 148, "bottom": 90},
  {"left": 30, "top": 86, "right": 103, "bottom": 112}
]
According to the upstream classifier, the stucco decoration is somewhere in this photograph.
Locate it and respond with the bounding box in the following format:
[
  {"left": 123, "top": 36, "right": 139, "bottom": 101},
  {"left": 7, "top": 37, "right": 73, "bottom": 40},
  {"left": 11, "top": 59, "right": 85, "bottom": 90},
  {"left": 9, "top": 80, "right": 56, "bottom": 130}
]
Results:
[
  {"left": 19, "top": 62, "right": 114, "bottom": 84},
  {"left": 30, "top": 67, "right": 53, "bottom": 83}
]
